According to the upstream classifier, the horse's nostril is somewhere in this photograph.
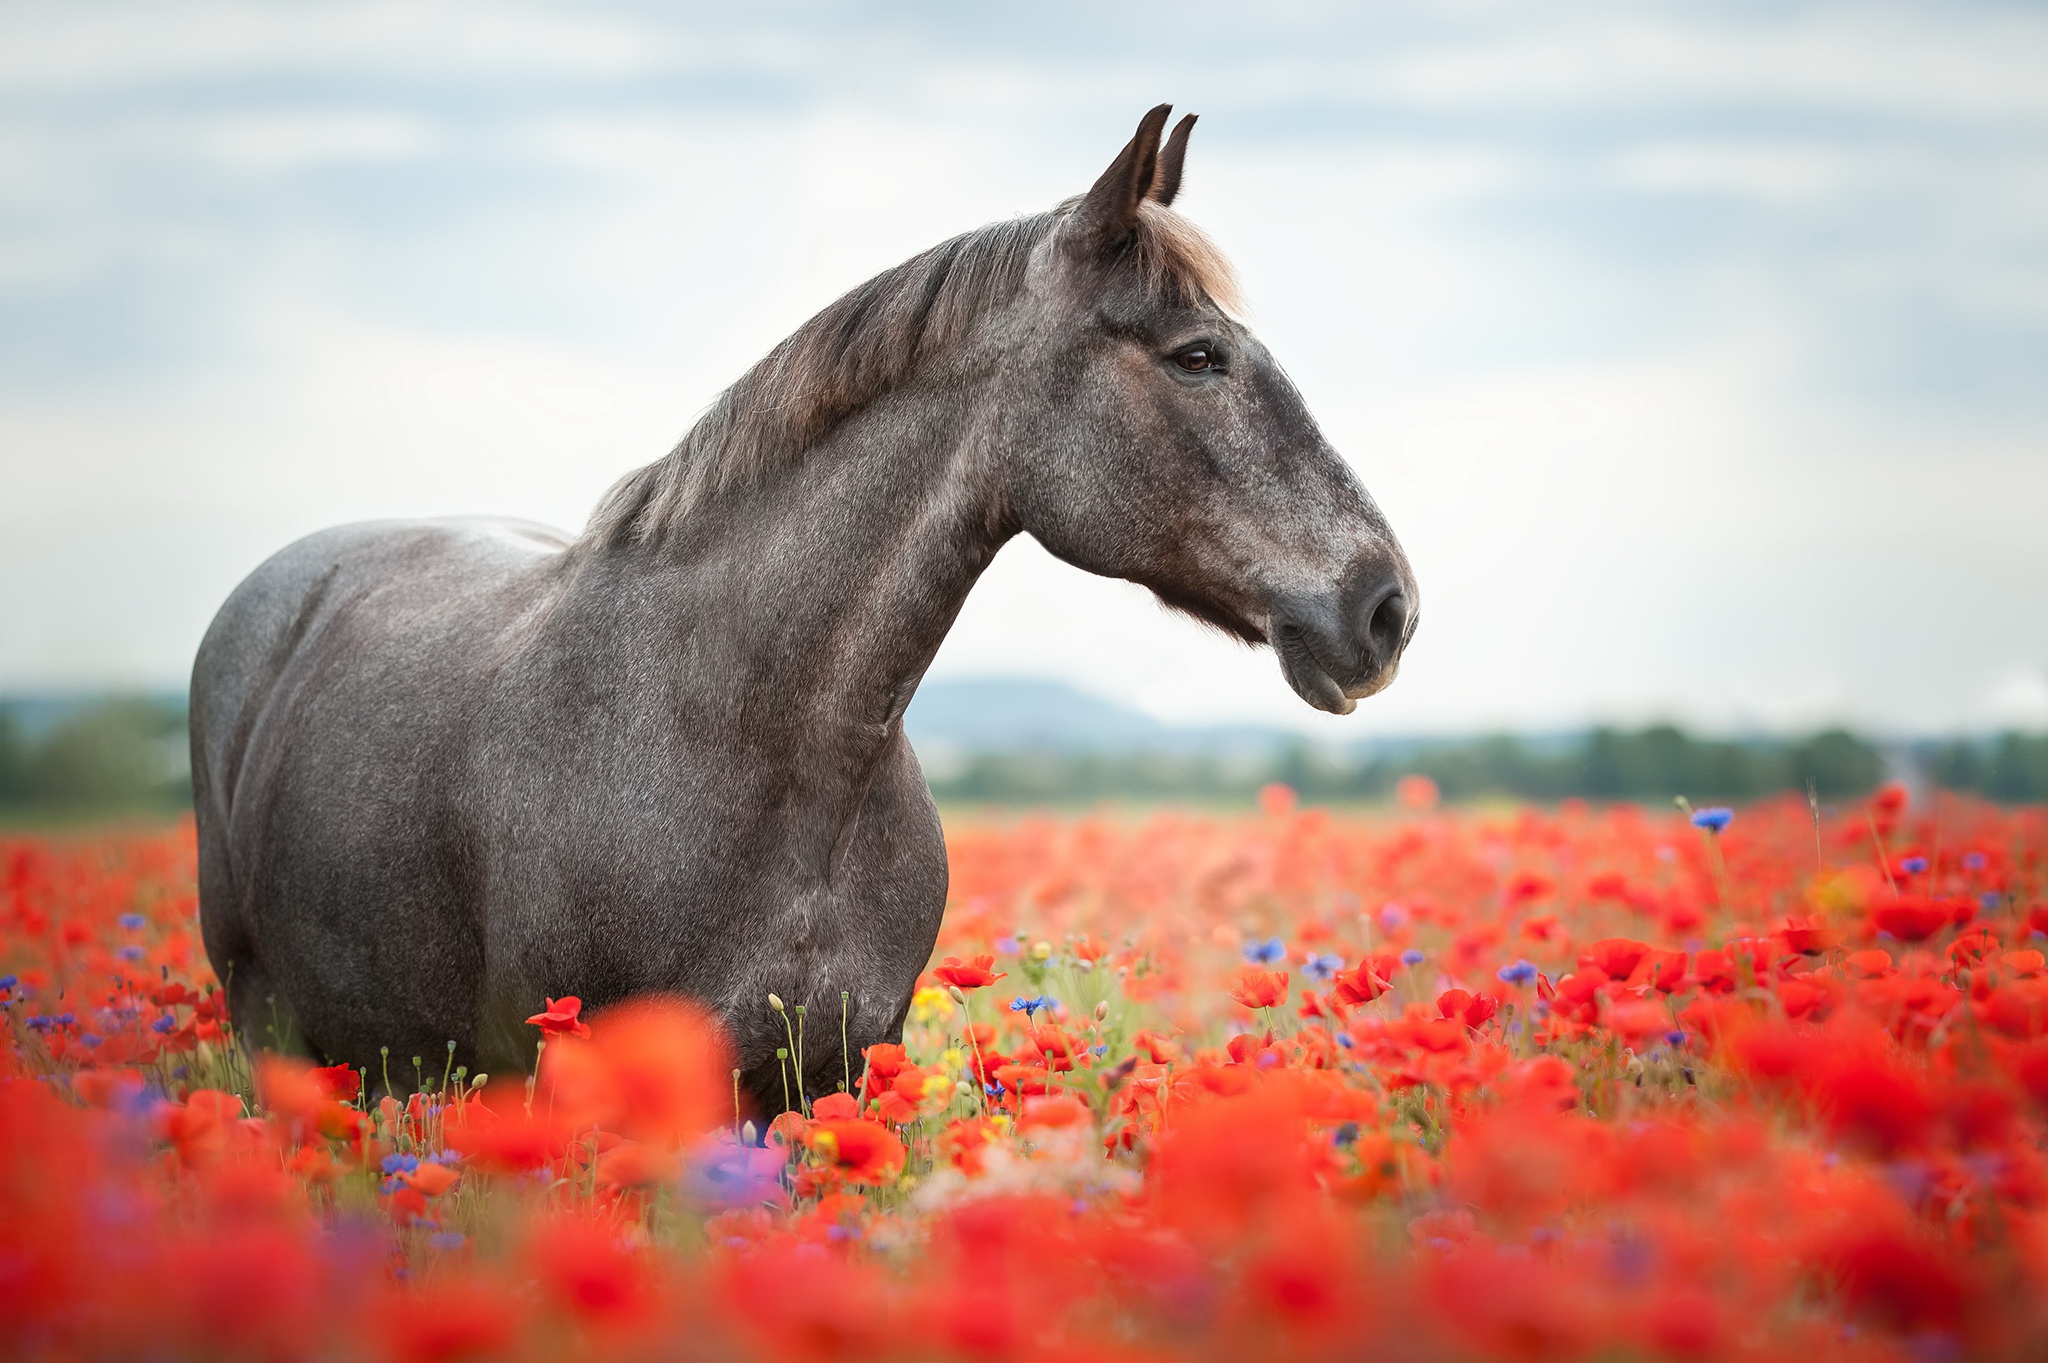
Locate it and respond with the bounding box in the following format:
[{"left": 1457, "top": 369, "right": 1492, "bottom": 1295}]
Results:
[{"left": 1365, "top": 589, "right": 1412, "bottom": 662}]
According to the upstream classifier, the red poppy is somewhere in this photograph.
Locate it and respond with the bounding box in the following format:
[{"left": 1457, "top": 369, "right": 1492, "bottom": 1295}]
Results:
[
  {"left": 1585, "top": 937, "right": 1650, "bottom": 981},
  {"left": 1644, "top": 948, "right": 1689, "bottom": 993},
  {"left": 807, "top": 1118, "right": 906, "bottom": 1184},
  {"left": 1777, "top": 918, "right": 1837, "bottom": 955},
  {"left": 1435, "top": 988, "right": 1498, "bottom": 1029},
  {"left": 525, "top": 995, "right": 592, "bottom": 1039},
  {"left": 1229, "top": 967, "right": 1289, "bottom": 1010},
  {"left": 811, "top": 1091, "right": 860, "bottom": 1121},
  {"left": 1871, "top": 895, "right": 1950, "bottom": 942},
  {"left": 931, "top": 955, "right": 1007, "bottom": 990},
  {"left": 540, "top": 995, "right": 731, "bottom": 1148},
  {"left": 1331, "top": 964, "right": 1388, "bottom": 1006},
  {"left": 311, "top": 1063, "right": 362, "bottom": 1102}
]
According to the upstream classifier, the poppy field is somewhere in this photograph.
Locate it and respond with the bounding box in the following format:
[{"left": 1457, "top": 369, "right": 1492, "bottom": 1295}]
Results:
[{"left": 5, "top": 783, "right": 2048, "bottom": 1362}]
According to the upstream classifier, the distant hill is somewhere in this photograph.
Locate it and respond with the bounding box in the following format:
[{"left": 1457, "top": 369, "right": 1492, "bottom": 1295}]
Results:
[
  {"left": 904, "top": 677, "right": 1296, "bottom": 754},
  {"left": 5, "top": 680, "right": 2045, "bottom": 811}
]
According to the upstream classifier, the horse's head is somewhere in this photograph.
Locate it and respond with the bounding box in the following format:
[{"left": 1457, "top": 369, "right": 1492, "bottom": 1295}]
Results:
[{"left": 999, "top": 105, "right": 1418, "bottom": 715}]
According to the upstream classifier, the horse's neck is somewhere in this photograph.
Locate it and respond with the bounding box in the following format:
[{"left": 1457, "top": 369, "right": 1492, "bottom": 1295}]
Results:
[{"left": 584, "top": 396, "right": 1008, "bottom": 768}]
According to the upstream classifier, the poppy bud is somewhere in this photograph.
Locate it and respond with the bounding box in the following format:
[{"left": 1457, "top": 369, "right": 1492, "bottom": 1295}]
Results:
[{"left": 768, "top": 993, "right": 786, "bottom": 1012}]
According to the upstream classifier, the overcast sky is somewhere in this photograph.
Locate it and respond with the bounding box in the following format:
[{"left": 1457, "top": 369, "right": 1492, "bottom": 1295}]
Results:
[{"left": 4, "top": 1, "right": 2045, "bottom": 737}]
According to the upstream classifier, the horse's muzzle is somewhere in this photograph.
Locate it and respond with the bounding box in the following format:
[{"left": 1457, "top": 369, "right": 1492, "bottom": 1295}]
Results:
[{"left": 1269, "top": 558, "right": 1418, "bottom": 716}]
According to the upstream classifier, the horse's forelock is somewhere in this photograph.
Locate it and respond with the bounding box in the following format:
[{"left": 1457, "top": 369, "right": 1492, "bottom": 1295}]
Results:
[{"left": 585, "top": 202, "right": 1242, "bottom": 545}]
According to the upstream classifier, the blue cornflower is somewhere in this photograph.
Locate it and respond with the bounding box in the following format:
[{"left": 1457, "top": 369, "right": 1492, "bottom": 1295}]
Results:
[
  {"left": 1497, "top": 959, "right": 1538, "bottom": 986},
  {"left": 1335, "top": 1033, "right": 1355, "bottom": 1049},
  {"left": 1243, "top": 936, "right": 1286, "bottom": 965},
  {"left": 53, "top": 1013, "right": 73, "bottom": 1027},
  {"left": 995, "top": 935, "right": 1021, "bottom": 955},
  {"left": 1985, "top": 892, "right": 2005, "bottom": 913},
  {"left": 1008, "top": 995, "right": 1055, "bottom": 1019},
  {"left": 1690, "top": 808, "right": 1733, "bottom": 833},
  {"left": 381, "top": 1153, "right": 420, "bottom": 1175},
  {"left": 80, "top": 1034, "right": 102, "bottom": 1048},
  {"left": 1379, "top": 902, "right": 1409, "bottom": 929},
  {"left": 0, "top": 974, "right": 16, "bottom": 990},
  {"left": 1302, "top": 952, "right": 1343, "bottom": 983},
  {"left": 1399, "top": 949, "right": 1425, "bottom": 967},
  {"left": 151, "top": 1015, "right": 176, "bottom": 1034},
  {"left": 1664, "top": 1030, "right": 1687, "bottom": 1047},
  {"left": 118, "top": 913, "right": 145, "bottom": 931},
  {"left": 26, "top": 1016, "right": 51, "bottom": 1032},
  {"left": 1091, "top": 1044, "right": 1107, "bottom": 1056},
  {"left": 118, "top": 946, "right": 144, "bottom": 962},
  {"left": 1333, "top": 1121, "right": 1360, "bottom": 1147},
  {"left": 1899, "top": 856, "right": 1928, "bottom": 875},
  {"left": 428, "top": 1232, "right": 468, "bottom": 1252},
  {"left": 985, "top": 1082, "right": 1006, "bottom": 1097},
  {"left": 1964, "top": 852, "right": 1987, "bottom": 871}
]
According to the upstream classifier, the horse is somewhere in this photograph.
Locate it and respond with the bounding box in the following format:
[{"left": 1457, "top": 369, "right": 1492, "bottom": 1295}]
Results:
[{"left": 189, "top": 105, "right": 1419, "bottom": 1111}]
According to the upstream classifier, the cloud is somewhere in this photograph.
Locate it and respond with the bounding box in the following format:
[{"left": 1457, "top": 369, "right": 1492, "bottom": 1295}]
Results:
[{"left": 1, "top": 1, "right": 2044, "bottom": 735}]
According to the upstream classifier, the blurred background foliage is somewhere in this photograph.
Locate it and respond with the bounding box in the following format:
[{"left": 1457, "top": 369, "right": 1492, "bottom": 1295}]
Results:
[
  {"left": 0, "top": 696, "right": 191, "bottom": 819},
  {"left": 16, "top": 683, "right": 2048, "bottom": 810},
  {"left": 4, "top": 692, "right": 2044, "bottom": 820},
  {"left": 925, "top": 727, "right": 2047, "bottom": 807}
]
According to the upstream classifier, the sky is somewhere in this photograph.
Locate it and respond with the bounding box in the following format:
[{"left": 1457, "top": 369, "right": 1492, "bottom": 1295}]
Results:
[{"left": 3, "top": 0, "right": 2046, "bottom": 738}]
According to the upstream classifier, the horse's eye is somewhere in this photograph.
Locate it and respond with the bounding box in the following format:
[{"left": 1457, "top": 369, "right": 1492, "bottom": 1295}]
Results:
[{"left": 1174, "top": 347, "right": 1213, "bottom": 373}]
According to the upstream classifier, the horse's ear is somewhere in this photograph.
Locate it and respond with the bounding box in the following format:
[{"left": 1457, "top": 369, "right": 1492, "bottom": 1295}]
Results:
[
  {"left": 1064, "top": 104, "right": 1173, "bottom": 256},
  {"left": 1148, "top": 114, "right": 1196, "bottom": 207}
]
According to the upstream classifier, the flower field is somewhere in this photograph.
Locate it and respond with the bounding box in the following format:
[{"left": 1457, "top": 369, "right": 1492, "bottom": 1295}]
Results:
[{"left": 5, "top": 784, "right": 2048, "bottom": 1362}]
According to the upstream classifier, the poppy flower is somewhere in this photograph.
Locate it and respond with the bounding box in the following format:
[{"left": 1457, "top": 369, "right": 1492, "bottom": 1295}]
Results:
[
  {"left": 1871, "top": 896, "right": 1950, "bottom": 943},
  {"left": 810, "top": 1091, "right": 860, "bottom": 1121},
  {"left": 539, "top": 995, "right": 731, "bottom": 1147},
  {"left": 806, "top": 1118, "right": 906, "bottom": 1184},
  {"left": 1436, "top": 989, "right": 1498, "bottom": 1029},
  {"left": 1585, "top": 938, "right": 1651, "bottom": 981},
  {"left": 311, "top": 1063, "right": 362, "bottom": 1102},
  {"left": 1331, "top": 965, "right": 1388, "bottom": 1006},
  {"left": 526, "top": 995, "right": 592, "bottom": 1039},
  {"left": 1229, "top": 967, "right": 1289, "bottom": 1010},
  {"left": 1776, "top": 918, "right": 1837, "bottom": 956},
  {"left": 932, "top": 955, "right": 1007, "bottom": 990}
]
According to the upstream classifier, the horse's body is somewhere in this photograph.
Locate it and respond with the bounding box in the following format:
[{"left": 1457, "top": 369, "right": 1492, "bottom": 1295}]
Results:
[{"left": 192, "top": 107, "right": 1418, "bottom": 1107}]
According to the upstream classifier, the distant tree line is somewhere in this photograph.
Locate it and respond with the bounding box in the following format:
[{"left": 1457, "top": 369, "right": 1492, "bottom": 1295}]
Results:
[
  {"left": 927, "top": 725, "right": 2048, "bottom": 807},
  {"left": 4, "top": 695, "right": 2046, "bottom": 816},
  {"left": 0, "top": 698, "right": 190, "bottom": 816}
]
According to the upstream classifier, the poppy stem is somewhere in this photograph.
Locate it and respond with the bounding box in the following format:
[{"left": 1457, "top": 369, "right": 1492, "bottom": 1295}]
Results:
[
  {"left": 841, "top": 990, "right": 852, "bottom": 1095},
  {"left": 732, "top": 1067, "right": 742, "bottom": 1138},
  {"left": 1807, "top": 779, "right": 1824, "bottom": 875},
  {"left": 795, "top": 1005, "right": 808, "bottom": 1117},
  {"left": 773, "top": 1001, "right": 802, "bottom": 1111},
  {"left": 776, "top": 1047, "right": 792, "bottom": 1116},
  {"left": 439, "top": 1040, "right": 455, "bottom": 1097},
  {"left": 1867, "top": 811, "right": 1901, "bottom": 894},
  {"left": 956, "top": 991, "right": 989, "bottom": 1117}
]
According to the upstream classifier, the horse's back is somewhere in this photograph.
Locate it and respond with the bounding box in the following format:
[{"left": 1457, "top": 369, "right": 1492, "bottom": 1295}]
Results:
[{"left": 192, "top": 517, "right": 569, "bottom": 813}]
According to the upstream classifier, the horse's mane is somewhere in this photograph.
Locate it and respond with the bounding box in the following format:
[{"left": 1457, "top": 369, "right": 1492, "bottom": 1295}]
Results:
[{"left": 583, "top": 200, "right": 1241, "bottom": 545}]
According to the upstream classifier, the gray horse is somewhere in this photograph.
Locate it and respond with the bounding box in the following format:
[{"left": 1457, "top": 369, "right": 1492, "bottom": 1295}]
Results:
[{"left": 190, "top": 106, "right": 1418, "bottom": 1111}]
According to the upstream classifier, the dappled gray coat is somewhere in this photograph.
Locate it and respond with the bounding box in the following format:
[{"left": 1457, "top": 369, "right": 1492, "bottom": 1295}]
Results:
[{"left": 189, "top": 106, "right": 1418, "bottom": 1112}]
